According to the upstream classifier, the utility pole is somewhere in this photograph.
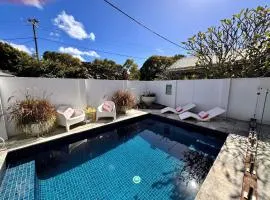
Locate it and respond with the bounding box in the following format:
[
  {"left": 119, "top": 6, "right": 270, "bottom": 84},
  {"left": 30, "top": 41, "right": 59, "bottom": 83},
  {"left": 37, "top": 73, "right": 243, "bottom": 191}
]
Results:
[{"left": 28, "top": 18, "right": 39, "bottom": 61}]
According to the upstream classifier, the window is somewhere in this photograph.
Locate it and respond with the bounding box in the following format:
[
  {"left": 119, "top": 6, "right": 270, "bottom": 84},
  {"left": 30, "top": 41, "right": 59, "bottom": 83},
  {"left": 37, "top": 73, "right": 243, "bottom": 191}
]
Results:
[{"left": 166, "top": 84, "right": 172, "bottom": 95}]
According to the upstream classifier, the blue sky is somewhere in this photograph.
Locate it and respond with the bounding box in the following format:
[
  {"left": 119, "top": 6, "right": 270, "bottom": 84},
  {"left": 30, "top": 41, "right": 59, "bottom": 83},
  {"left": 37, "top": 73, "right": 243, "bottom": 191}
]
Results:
[{"left": 0, "top": 0, "right": 269, "bottom": 66}]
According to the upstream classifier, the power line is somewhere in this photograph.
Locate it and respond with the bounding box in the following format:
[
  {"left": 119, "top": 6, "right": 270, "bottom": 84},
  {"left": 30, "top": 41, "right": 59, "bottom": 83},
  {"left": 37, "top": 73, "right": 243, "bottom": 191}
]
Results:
[
  {"left": 17, "top": 39, "right": 34, "bottom": 45},
  {"left": 38, "top": 37, "right": 147, "bottom": 60},
  {"left": 103, "top": 0, "right": 184, "bottom": 49},
  {"left": 0, "top": 37, "right": 33, "bottom": 41}
]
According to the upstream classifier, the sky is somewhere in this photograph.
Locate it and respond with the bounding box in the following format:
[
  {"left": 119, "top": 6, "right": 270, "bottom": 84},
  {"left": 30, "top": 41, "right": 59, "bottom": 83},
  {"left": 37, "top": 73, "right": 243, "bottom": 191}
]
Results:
[{"left": 0, "top": 0, "right": 269, "bottom": 67}]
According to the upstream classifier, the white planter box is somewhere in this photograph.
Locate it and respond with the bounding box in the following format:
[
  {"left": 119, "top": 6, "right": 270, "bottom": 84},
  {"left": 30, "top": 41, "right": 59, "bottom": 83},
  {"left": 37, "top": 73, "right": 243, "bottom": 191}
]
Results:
[{"left": 141, "top": 96, "right": 156, "bottom": 106}]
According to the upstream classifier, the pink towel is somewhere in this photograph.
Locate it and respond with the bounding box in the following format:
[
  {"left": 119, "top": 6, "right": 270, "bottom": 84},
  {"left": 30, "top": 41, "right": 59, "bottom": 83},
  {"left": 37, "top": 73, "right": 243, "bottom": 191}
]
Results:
[
  {"left": 175, "top": 106, "right": 183, "bottom": 112},
  {"left": 102, "top": 101, "right": 113, "bottom": 112},
  {"left": 63, "top": 107, "right": 75, "bottom": 119},
  {"left": 198, "top": 111, "right": 209, "bottom": 119}
]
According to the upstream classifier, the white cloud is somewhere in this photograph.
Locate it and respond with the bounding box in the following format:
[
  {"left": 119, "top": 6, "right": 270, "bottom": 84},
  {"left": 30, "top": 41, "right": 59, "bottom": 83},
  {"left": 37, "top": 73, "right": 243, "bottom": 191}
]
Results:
[
  {"left": 21, "top": 0, "right": 44, "bottom": 9},
  {"left": 156, "top": 48, "right": 164, "bottom": 53},
  {"left": 72, "top": 54, "right": 86, "bottom": 62},
  {"left": 89, "top": 32, "right": 95, "bottom": 41},
  {"left": 49, "top": 32, "right": 60, "bottom": 37},
  {"left": 0, "top": 40, "right": 33, "bottom": 54},
  {"left": 53, "top": 11, "right": 95, "bottom": 41},
  {"left": 59, "top": 46, "right": 100, "bottom": 61}
]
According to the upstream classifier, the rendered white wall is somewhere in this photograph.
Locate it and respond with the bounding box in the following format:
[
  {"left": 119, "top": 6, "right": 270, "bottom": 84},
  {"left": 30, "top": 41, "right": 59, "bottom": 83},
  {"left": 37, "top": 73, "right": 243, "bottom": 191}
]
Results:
[
  {"left": 174, "top": 79, "right": 230, "bottom": 115},
  {"left": 227, "top": 78, "right": 270, "bottom": 124},
  {"left": 0, "top": 91, "right": 7, "bottom": 140},
  {"left": 0, "top": 77, "right": 86, "bottom": 137},
  {"left": 85, "top": 79, "right": 126, "bottom": 107},
  {"left": 1, "top": 77, "right": 270, "bottom": 138},
  {"left": 127, "top": 81, "right": 147, "bottom": 103},
  {"left": 146, "top": 81, "right": 177, "bottom": 108}
]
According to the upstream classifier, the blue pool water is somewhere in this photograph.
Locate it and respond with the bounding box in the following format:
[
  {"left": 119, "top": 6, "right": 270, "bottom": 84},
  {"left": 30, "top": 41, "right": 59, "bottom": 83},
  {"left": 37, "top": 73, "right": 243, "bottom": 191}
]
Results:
[{"left": 1, "top": 118, "right": 226, "bottom": 200}]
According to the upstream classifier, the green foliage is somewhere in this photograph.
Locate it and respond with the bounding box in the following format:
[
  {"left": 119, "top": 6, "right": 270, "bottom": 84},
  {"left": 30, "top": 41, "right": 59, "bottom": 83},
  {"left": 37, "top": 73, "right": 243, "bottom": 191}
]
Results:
[
  {"left": 43, "top": 51, "right": 81, "bottom": 68},
  {"left": 129, "top": 64, "right": 140, "bottom": 80},
  {"left": 84, "top": 59, "right": 127, "bottom": 80},
  {"left": 140, "top": 55, "right": 184, "bottom": 80},
  {"left": 123, "top": 59, "right": 140, "bottom": 80},
  {"left": 0, "top": 42, "right": 136, "bottom": 79},
  {"left": 182, "top": 5, "right": 270, "bottom": 79},
  {"left": 0, "top": 42, "right": 35, "bottom": 74}
]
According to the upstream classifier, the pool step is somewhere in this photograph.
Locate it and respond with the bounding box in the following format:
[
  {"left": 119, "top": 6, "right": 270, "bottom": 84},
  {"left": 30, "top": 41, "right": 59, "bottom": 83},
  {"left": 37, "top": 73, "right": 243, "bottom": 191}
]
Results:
[{"left": 0, "top": 160, "right": 36, "bottom": 200}]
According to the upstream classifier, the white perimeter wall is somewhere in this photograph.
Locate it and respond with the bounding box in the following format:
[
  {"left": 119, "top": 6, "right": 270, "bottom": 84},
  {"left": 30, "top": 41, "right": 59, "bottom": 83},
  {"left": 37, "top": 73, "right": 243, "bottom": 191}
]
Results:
[
  {"left": 146, "top": 81, "right": 177, "bottom": 108},
  {"left": 0, "top": 77, "right": 270, "bottom": 138},
  {"left": 0, "top": 77, "right": 87, "bottom": 137},
  {"left": 227, "top": 78, "right": 270, "bottom": 124}
]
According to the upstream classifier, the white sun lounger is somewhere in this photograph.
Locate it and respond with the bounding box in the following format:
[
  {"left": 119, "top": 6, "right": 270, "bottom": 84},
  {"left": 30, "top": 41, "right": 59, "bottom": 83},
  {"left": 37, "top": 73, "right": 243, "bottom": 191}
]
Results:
[
  {"left": 161, "top": 103, "right": 196, "bottom": 114},
  {"left": 179, "top": 107, "right": 225, "bottom": 121}
]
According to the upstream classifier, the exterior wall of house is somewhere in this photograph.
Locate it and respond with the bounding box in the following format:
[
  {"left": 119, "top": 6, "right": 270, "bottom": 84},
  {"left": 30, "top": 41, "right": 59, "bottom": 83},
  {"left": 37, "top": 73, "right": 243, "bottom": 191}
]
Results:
[{"left": 0, "top": 77, "right": 270, "bottom": 138}]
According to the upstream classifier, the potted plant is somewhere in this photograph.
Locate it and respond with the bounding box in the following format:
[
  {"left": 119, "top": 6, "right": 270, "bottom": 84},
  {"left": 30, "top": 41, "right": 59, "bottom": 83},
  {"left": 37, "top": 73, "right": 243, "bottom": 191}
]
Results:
[
  {"left": 111, "top": 90, "right": 136, "bottom": 114},
  {"left": 84, "top": 106, "right": 96, "bottom": 122},
  {"left": 141, "top": 91, "right": 156, "bottom": 106},
  {"left": 6, "top": 92, "right": 57, "bottom": 137}
]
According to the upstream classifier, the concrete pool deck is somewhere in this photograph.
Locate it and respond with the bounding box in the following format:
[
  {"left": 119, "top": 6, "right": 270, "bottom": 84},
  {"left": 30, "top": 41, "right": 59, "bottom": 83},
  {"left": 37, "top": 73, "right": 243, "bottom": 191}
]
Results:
[
  {"left": 1, "top": 108, "right": 270, "bottom": 200},
  {"left": 143, "top": 109, "right": 270, "bottom": 200}
]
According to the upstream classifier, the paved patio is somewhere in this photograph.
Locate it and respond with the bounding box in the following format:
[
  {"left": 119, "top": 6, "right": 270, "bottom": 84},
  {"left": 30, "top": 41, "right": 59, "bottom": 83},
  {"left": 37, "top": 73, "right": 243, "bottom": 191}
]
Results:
[{"left": 0, "top": 108, "right": 270, "bottom": 200}]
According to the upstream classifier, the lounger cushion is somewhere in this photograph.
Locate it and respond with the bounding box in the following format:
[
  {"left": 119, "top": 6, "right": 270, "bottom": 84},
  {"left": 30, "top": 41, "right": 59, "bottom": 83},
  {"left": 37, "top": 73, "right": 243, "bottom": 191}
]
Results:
[
  {"left": 175, "top": 106, "right": 183, "bottom": 112},
  {"left": 198, "top": 111, "right": 209, "bottom": 119},
  {"left": 102, "top": 101, "right": 113, "bottom": 112},
  {"left": 63, "top": 107, "right": 75, "bottom": 119}
]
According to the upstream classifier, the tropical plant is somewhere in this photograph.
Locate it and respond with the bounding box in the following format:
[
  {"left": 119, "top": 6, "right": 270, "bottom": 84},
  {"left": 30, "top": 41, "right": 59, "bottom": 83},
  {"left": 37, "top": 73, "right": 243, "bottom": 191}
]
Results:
[
  {"left": 6, "top": 91, "right": 57, "bottom": 136},
  {"left": 111, "top": 90, "right": 136, "bottom": 113},
  {"left": 182, "top": 5, "right": 270, "bottom": 78}
]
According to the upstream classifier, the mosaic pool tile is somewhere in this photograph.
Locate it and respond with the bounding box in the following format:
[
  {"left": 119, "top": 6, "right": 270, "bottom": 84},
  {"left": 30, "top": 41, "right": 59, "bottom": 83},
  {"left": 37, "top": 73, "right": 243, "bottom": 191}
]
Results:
[
  {"left": 0, "top": 161, "right": 35, "bottom": 200},
  {"left": 36, "top": 130, "right": 195, "bottom": 200}
]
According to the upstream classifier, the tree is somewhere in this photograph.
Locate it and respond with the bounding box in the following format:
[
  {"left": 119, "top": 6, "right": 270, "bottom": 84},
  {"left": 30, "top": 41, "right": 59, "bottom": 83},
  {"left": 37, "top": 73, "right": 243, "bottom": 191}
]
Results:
[
  {"left": 129, "top": 64, "right": 140, "bottom": 80},
  {"left": 140, "top": 55, "right": 184, "bottom": 80},
  {"left": 83, "top": 59, "right": 126, "bottom": 80},
  {"left": 182, "top": 6, "right": 270, "bottom": 78},
  {"left": 123, "top": 59, "right": 140, "bottom": 80},
  {"left": 0, "top": 42, "right": 35, "bottom": 75},
  {"left": 43, "top": 51, "right": 81, "bottom": 68}
]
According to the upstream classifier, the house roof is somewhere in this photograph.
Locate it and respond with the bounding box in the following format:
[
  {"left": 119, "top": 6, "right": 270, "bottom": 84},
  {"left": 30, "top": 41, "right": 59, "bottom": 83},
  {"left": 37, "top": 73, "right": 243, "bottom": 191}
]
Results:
[{"left": 168, "top": 56, "right": 198, "bottom": 71}]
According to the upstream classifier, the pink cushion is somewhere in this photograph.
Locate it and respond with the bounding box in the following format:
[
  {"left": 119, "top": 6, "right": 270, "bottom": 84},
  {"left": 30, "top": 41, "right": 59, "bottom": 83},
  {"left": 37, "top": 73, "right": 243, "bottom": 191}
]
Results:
[
  {"left": 63, "top": 107, "right": 75, "bottom": 119},
  {"left": 175, "top": 106, "right": 183, "bottom": 112},
  {"left": 102, "top": 101, "right": 113, "bottom": 112},
  {"left": 198, "top": 111, "right": 209, "bottom": 119}
]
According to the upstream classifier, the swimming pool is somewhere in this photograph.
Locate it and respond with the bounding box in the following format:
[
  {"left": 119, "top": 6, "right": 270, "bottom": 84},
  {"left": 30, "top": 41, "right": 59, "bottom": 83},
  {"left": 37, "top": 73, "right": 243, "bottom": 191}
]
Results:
[{"left": 1, "top": 116, "right": 227, "bottom": 200}]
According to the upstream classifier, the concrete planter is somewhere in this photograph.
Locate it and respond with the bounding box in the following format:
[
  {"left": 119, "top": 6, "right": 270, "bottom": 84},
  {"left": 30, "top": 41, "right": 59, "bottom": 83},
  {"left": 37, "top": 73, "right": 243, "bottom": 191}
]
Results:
[
  {"left": 141, "top": 96, "right": 156, "bottom": 106},
  {"left": 21, "top": 117, "right": 56, "bottom": 137},
  {"left": 117, "top": 106, "right": 128, "bottom": 114}
]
